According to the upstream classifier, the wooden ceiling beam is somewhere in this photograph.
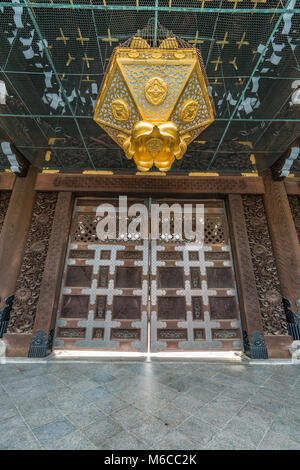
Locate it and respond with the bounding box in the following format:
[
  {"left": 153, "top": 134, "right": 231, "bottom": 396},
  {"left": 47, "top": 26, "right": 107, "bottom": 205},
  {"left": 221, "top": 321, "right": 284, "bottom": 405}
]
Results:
[{"left": 35, "top": 173, "right": 265, "bottom": 194}]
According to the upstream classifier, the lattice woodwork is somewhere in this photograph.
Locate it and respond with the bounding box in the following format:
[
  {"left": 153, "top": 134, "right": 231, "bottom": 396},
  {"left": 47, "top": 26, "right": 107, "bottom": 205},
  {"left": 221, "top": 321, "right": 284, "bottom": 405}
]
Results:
[
  {"left": 73, "top": 212, "right": 227, "bottom": 245},
  {"left": 205, "top": 215, "right": 226, "bottom": 244}
]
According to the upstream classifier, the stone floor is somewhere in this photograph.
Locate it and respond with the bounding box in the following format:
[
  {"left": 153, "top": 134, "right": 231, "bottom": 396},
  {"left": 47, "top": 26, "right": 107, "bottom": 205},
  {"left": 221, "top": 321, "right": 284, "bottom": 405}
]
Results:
[{"left": 0, "top": 359, "right": 300, "bottom": 450}]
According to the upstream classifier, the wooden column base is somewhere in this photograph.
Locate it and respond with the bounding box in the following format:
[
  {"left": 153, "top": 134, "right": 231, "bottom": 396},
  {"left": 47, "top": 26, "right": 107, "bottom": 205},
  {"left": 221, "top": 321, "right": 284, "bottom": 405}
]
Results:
[
  {"left": 265, "top": 335, "right": 293, "bottom": 359},
  {"left": 3, "top": 333, "right": 33, "bottom": 357}
]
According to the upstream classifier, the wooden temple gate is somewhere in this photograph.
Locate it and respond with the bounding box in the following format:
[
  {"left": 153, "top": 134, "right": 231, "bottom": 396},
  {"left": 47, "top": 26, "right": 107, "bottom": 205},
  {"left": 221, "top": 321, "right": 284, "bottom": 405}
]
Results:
[
  {"left": 53, "top": 197, "right": 242, "bottom": 353},
  {"left": 0, "top": 171, "right": 299, "bottom": 358}
]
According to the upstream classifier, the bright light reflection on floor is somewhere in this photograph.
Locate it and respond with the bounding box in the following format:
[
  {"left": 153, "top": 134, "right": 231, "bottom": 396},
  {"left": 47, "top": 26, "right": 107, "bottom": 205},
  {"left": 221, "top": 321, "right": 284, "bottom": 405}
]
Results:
[{"left": 53, "top": 350, "right": 242, "bottom": 361}]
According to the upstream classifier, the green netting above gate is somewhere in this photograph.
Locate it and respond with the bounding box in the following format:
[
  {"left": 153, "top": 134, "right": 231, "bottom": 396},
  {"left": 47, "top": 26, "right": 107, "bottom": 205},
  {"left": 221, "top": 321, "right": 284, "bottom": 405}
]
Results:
[{"left": 0, "top": 0, "right": 299, "bottom": 174}]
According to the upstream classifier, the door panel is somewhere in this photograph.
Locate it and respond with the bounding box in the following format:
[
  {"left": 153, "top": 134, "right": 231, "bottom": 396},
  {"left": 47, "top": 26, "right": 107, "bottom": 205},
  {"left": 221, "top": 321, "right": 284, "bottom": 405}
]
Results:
[
  {"left": 149, "top": 199, "right": 243, "bottom": 352},
  {"left": 54, "top": 197, "right": 149, "bottom": 352}
]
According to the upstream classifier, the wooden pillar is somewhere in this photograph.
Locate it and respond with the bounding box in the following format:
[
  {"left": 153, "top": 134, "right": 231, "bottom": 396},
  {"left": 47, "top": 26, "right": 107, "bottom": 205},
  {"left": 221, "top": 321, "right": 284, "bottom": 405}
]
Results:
[
  {"left": 263, "top": 169, "right": 300, "bottom": 340},
  {"left": 28, "top": 192, "right": 73, "bottom": 357},
  {"left": 227, "top": 194, "right": 268, "bottom": 358},
  {"left": 0, "top": 166, "right": 37, "bottom": 336}
]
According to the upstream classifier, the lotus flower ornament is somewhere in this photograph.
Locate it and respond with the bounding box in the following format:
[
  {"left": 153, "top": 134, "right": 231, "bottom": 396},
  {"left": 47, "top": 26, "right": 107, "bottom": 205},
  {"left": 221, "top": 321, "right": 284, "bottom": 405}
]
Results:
[{"left": 123, "top": 121, "right": 188, "bottom": 172}]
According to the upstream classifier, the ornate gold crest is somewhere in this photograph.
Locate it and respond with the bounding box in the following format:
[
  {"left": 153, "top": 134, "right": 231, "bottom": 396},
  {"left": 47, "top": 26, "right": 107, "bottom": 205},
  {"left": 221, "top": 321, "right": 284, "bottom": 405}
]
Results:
[
  {"left": 174, "top": 51, "right": 186, "bottom": 59},
  {"left": 181, "top": 99, "right": 199, "bottom": 123},
  {"left": 93, "top": 34, "right": 215, "bottom": 171},
  {"left": 144, "top": 77, "right": 167, "bottom": 106},
  {"left": 146, "top": 138, "right": 164, "bottom": 153},
  {"left": 111, "top": 98, "right": 129, "bottom": 121},
  {"left": 128, "top": 50, "right": 140, "bottom": 59},
  {"left": 151, "top": 50, "right": 163, "bottom": 59}
]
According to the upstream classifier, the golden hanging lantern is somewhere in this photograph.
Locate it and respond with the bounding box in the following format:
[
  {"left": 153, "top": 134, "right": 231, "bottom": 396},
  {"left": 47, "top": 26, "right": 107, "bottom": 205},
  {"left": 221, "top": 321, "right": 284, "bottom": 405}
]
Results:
[{"left": 93, "top": 35, "right": 215, "bottom": 172}]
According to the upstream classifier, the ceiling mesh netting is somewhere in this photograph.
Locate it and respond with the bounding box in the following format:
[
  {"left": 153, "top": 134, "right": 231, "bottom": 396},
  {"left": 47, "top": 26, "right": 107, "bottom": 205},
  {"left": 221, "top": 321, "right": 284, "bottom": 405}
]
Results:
[{"left": 0, "top": 0, "right": 299, "bottom": 174}]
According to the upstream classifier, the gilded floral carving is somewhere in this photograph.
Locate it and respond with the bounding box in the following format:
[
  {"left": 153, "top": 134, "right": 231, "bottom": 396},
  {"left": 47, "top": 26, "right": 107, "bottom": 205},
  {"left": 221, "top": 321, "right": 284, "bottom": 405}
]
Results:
[
  {"left": 180, "top": 99, "right": 199, "bottom": 123},
  {"left": 111, "top": 98, "right": 130, "bottom": 121}
]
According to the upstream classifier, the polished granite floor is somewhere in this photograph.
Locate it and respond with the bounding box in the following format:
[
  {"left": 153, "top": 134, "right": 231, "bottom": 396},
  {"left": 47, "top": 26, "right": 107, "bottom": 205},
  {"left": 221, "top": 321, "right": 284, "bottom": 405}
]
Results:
[{"left": 0, "top": 360, "right": 300, "bottom": 450}]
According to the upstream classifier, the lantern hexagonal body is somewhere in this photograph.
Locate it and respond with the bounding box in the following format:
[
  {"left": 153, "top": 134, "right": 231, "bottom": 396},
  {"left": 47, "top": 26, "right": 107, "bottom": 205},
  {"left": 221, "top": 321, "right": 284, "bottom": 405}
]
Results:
[{"left": 94, "top": 42, "right": 214, "bottom": 172}]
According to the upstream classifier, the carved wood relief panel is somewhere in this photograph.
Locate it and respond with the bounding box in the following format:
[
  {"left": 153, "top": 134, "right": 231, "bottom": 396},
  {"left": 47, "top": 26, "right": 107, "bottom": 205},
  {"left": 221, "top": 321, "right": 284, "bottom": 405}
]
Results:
[
  {"left": 7, "top": 192, "right": 58, "bottom": 333},
  {"left": 288, "top": 195, "right": 300, "bottom": 244},
  {"left": 0, "top": 191, "right": 11, "bottom": 233},
  {"left": 242, "top": 195, "right": 287, "bottom": 335}
]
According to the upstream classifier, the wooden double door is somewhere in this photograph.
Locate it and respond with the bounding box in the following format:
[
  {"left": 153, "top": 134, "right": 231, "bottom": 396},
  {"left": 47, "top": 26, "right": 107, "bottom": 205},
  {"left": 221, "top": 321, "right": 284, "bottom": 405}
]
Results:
[{"left": 53, "top": 197, "right": 243, "bottom": 353}]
